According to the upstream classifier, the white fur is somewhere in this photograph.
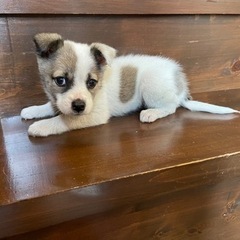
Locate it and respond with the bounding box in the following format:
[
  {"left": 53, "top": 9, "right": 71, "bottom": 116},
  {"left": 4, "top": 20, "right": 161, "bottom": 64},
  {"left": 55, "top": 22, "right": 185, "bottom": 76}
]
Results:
[
  {"left": 181, "top": 100, "right": 239, "bottom": 114},
  {"left": 105, "top": 55, "right": 186, "bottom": 117},
  {"left": 21, "top": 102, "right": 55, "bottom": 119},
  {"left": 21, "top": 41, "right": 239, "bottom": 137},
  {"left": 56, "top": 43, "right": 95, "bottom": 116}
]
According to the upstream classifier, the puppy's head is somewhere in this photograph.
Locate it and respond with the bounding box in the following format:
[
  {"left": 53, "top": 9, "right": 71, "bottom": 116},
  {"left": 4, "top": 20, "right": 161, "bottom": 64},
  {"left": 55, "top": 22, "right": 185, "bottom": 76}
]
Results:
[{"left": 33, "top": 33, "right": 116, "bottom": 115}]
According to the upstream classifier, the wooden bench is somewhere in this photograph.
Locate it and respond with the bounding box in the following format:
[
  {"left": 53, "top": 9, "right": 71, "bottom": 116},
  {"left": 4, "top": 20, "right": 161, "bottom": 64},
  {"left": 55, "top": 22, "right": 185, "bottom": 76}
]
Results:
[{"left": 1, "top": 1, "right": 240, "bottom": 239}]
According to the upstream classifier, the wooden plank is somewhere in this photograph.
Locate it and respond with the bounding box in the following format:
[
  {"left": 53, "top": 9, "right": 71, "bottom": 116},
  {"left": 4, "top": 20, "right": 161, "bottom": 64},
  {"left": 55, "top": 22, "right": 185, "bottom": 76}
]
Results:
[
  {"left": 2, "top": 153, "right": 240, "bottom": 239},
  {"left": 0, "top": 89, "right": 239, "bottom": 206},
  {"left": 0, "top": 17, "right": 15, "bottom": 115},
  {"left": 1, "top": 0, "right": 240, "bottom": 15},
  {"left": 0, "top": 54, "right": 14, "bottom": 83},
  {"left": 0, "top": 90, "right": 239, "bottom": 238},
  {"left": 0, "top": 18, "right": 14, "bottom": 84},
  {"left": 0, "top": 18, "right": 11, "bottom": 53},
  {"left": 0, "top": 82, "right": 46, "bottom": 118},
  {"left": 7, "top": 15, "right": 240, "bottom": 93}
]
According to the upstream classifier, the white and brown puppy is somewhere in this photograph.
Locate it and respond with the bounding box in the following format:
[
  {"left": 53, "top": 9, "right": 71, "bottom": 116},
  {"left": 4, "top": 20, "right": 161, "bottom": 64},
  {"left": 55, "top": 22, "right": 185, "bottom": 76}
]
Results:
[{"left": 21, "top": 33, "right": 239, "bottom": 137}]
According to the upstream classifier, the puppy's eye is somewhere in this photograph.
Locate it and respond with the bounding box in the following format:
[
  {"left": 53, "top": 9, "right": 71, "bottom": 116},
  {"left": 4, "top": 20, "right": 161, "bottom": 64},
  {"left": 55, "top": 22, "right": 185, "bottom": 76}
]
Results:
[
  {"left": 53, "top": 77, "right": 68, "bottom": 87},
  {"left": 87, "top": 78, "right": 98, "bottom": 89}
]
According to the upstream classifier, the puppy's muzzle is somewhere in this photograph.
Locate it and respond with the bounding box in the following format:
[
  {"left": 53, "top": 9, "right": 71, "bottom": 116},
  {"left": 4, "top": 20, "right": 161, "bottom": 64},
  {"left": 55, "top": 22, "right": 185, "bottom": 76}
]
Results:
[{"left": 71, "top": 99, "right": 86, "bottom": 114}]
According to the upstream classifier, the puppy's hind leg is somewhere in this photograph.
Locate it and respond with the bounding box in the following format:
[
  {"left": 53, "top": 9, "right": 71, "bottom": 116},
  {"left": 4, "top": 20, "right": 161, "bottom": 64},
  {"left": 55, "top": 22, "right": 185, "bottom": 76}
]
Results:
[
  {"left": 21, "top": 102, "right": 55, "bottom": 120},
  {"left": 140, "top": 89, "right": 178, "bottom": 123},
  {"left": 140, "top": 105, "right": 177, "bottom": 123}
]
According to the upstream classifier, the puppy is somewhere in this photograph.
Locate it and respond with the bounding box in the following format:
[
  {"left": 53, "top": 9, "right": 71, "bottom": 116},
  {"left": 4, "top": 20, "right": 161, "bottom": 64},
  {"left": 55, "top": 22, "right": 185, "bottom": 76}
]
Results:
[{"left": 21, "top": 33, "right": 239, "bottom": 137}]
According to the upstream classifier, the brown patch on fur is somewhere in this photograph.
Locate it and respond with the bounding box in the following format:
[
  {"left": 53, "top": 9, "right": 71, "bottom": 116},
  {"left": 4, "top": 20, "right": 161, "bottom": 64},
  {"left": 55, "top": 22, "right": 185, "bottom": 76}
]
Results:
[
  {"left": 37, "top": 41, "right": 77, "bottom": 103},
  {"left": 87, "top": 67, "right": 105, "bottom": 97},
  {"left": 34, "top": 33, "right": 62, "bottom": 48},
  {"left": 119, "top": 66, "right": 137, "bottom": 103},
  {"left": 89, "top": 68, "right": 101, "bottom": 82},
  {"left": 34, "top": 33, "right": 63, "bottom": 58},
  {"left": 52, "top": 42, "right": 77, "bottom": 78}
]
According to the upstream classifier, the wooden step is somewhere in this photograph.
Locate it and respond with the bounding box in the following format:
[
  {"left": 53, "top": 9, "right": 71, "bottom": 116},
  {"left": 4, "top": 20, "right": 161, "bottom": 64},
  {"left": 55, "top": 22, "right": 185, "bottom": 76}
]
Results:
[{"left": 1, "top": 90, "right": 240, "bottom": 239}]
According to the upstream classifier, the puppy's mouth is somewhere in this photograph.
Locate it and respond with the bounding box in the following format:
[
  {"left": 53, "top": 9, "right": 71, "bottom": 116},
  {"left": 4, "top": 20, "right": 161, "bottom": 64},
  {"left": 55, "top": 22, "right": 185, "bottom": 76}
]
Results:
[
  {"left": 71, "top": 111, "right": 85, "bottom": 116},
  {"left": 58, "top": 109, "right": 86, "bottom": 116}
]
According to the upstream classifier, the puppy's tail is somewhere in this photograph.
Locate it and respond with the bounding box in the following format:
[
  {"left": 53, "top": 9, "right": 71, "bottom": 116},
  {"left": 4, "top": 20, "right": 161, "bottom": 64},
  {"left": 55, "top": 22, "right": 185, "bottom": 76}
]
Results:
[{"left": 181, "top": 100, "right": 239, "bottom": 114}]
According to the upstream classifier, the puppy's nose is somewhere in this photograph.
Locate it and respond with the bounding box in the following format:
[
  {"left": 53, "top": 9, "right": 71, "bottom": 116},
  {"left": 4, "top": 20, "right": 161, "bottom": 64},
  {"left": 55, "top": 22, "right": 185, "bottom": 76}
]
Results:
[{"left": 71, "top": 99, "right": 85, "bottom": 113}]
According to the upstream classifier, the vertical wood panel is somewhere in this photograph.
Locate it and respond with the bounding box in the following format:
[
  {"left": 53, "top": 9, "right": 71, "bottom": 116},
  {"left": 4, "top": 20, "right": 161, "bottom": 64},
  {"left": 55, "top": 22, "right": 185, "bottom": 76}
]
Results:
[
  {"left": 0, "top": 17, "right": 17, "bottom": 117},
  {"left": 0, "top": 18, "right": 11, "bottom": 53},
  {"left": 0, "top": 17, "right": 14, "bottom": 83}
]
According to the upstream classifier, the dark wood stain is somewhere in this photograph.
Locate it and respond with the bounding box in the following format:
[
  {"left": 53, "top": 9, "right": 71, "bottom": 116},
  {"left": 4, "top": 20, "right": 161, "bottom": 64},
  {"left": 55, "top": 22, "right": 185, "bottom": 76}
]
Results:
[
  {"left": 2, "top": 0, "right": 240, "bottom": 14},
  {"left": 1, "top": 15, "right": 240, "bottom": 117},
  {"left": 1, "top": 1, "right": 240, "bottom": 239},
  {"left": 0, "top": 90, "right": 240, "bottom": 239}
]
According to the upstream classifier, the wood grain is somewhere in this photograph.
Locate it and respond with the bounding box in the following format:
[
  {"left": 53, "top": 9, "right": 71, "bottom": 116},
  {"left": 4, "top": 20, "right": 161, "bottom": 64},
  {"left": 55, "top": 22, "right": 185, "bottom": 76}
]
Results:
[
  {"left": 0, "top": 18, "right": 14, "bottom": 84},
  {"left": 2, "top": 15, "right": 240, "bottom": 118},
  {"left": 0, "top": 90, "right": 240, "bottom": 238},
  {"left": 0, "top": 18, "right": 11, "bottom": 53},
  {"left": 5, "top": 155, "right": 240, "bottom": 240},
  {"left": 0, "top": 90, "right": 239, "bottom": 206},
  {"left": 1, "top": 2, "right": 240, "bottom": 239},
  {"left": 2, "top": 0, "right": 240, "bottom": 14}
]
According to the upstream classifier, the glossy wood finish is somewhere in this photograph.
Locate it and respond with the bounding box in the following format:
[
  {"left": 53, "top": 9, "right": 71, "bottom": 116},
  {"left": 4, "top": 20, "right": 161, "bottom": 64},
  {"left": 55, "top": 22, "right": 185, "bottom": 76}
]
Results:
[
  {"left": 1, "top": 90, "right": 240, "bottom": 239},
  {"left": 1, "top": 90, "right": 240, "bottom": 205},
  {"left": 1, "top": 1, "right": 240, "bottom": 239},
  {"left": 2, "top": 0, "right": 240, "bottom": 14},
  {"left": 6, "top": 155, "right": 240, "bottom": 240}
]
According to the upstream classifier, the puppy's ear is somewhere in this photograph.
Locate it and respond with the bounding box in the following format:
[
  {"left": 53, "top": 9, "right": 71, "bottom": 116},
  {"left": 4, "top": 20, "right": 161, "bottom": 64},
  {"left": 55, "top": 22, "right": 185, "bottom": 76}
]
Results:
[
  {"left": 90, "top": 43, "right": 117, "bottom": 68},
  {"left": 33, "top": 33, "right": 64, "bottom": 58}
]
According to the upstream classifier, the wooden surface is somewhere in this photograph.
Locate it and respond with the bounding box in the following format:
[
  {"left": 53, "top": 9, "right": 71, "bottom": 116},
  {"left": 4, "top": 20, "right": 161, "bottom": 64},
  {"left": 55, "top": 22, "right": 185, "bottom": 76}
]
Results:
[
  {"left": 1, "top": 14, "right": 240, "bottom": 117},
  {"left": 0, "top": 89, "right": 240, "bottom": 239},
  {"left": 6, "top": 155, "right": 240, "bottom": 240},
  {"left": 1, "top": 1, "right": 240, "bottom": 239},
  {"left": 1, "top": 90, "right": 240, "bottom": 205},
  {"left": 2, "top": 0, "right": 240, "bottom": 14}
]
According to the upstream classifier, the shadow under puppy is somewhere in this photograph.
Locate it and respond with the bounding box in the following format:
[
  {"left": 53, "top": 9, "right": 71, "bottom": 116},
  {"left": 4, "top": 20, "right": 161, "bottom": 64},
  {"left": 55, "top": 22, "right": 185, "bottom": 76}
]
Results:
[{"left": 21, "top": 33, "right": 239, "bottom": 137}]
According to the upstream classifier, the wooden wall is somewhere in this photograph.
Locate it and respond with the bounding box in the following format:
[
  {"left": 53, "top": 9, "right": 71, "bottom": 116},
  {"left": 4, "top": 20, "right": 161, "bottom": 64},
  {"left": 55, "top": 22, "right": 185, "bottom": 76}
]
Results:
[{"left": 1, "top": 1, "right": 240, "bottom": 117}]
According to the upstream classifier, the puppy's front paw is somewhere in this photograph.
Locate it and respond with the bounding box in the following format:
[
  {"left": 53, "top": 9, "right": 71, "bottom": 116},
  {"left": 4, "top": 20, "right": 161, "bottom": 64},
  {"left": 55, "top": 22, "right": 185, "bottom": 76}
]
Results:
[
  {"left": 28, "top": 117, "right": 69, "bottom": 137},
  {"left": 28, "top": 120, "right": 52, "bottom": 137},
  {"left": 21, "top": 106, "right": 40, "bottom": 120}
]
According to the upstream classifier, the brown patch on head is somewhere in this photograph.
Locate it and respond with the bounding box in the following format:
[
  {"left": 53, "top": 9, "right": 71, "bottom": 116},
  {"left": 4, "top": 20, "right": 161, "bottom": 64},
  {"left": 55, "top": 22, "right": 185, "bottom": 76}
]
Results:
[
  {"left": 119, "top": 66, "right": 137, "bottom": 103},
  {"left": 52, "top": 42, "right": 77, "bottom": 79},
  {"left": 37, "top": 41, "right": 77, "bottom": 105},
  {"left": 86, "top": 67, "right": 105, "bottom": 97},
  {"left": 89, "top": 68, "right": 101, "bottom": 82},
  {"left": 34, "top": 33, "right": 63, "bottom": 58}
]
